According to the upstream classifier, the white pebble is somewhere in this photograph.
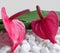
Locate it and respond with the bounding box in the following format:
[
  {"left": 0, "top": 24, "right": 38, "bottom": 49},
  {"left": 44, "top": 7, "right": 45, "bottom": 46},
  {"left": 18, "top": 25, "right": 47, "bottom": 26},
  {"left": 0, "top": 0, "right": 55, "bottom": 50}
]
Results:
[
  {"left": 50, "top": 49, "right": 56, "bottom": 53},
  {"left": 29, "top": 35, "right": 35, "bottom": 42},
  {"left": 29, "top": 41, "right": 37, "bottom": 46},
  {"left": 20, "top": 50, "right": 27, "bottom": 53},
  {"left": 21, "top": 41, "right": 31, "bottom": 52},
  {"left": 53, "top": 44, "right": 60, "bottom": 50},
  {"left": 46, "top": 42, "right": 54, "bottom": 50},
  {"left": 31, "top": 45, "right": 40, "bottom": 53},
  {"left": 38, "top": 44, "right": 42, "bottom": 50},
  {"left": 26, "top": 34, "right": 30, "bottom": 40},
  {"left": 26, "top": 52, "right": 32, "bottom": 53},
  {"left": 28, "top": 36, "right": 37, "bottom": 46},
  {"left": 22, "top": 40, "right": 28, "bottom": 44},
  {"left": 40, "top": 47, "right": 50, "bottom": 53},
  {"left": 55, "top": 50, "right": 60, "bottom": 53},
  {"left": 0, "top": 46, "right": 10, "bottom": 53}
]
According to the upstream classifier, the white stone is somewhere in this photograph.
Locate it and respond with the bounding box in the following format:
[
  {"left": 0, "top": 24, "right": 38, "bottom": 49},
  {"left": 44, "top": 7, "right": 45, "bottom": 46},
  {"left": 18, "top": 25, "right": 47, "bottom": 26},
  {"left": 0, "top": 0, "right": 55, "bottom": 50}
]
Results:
[
  {"left": 46, "top": 42, "right": 54, "bottom": 50},
  {"left": 40, "top": 47, "right": 50, "bottom": 53},
  {"left": 29, "top": 41, "right": 37, "bottom": 46},
  {"left": 20, "top": 50, "right": 27, "bottom": 53},
  {"left": 26, "top": 52, "right": 32, "bottom": 53},
  {"left": 38, "top": 44, "right": 42, "bottom": 50},
  {"left": 43, "top": 40, "right": 50, "bottom": 45},
  {"left": 55, "top": 50, "right": 60, "bottom": 53},
  {"left": 20, "top": 51, "right": 32, "bottom": 53},
  {"left": 22, "top": 40, "right": 28, "bottom": 44},
  {"left": 50, "top": 49, "right": 56, "bottom": 53},
  {"left": 28, "top": 36, "right": 37, "bottom": 46},
  {"left": 0, "top": 46, "right": 10, "bottom": 53},
  {"left": 53, "top": 44, "right": 60, "bottom": 50},
  {"left": 28, "top": 34, "right": 35, "bottom": 42},
  {"left": 35, "top": 40, "right": 40, "bottom": 45},
  {"left": 26, "top": 34, "right": 30, "bottom": 40},
  {"left": 21, "top": 41, "right": 31, "bottom": 52},
  {"left": 31, "top": 45, "right": 40, "bottom": 53}
]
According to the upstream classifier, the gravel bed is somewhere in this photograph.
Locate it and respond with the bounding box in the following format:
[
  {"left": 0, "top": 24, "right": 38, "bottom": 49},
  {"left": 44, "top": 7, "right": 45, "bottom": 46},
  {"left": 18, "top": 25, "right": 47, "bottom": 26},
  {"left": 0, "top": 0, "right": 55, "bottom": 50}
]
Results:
[{"left": 0, "top": 28, "right": 60, "bottom": 53}]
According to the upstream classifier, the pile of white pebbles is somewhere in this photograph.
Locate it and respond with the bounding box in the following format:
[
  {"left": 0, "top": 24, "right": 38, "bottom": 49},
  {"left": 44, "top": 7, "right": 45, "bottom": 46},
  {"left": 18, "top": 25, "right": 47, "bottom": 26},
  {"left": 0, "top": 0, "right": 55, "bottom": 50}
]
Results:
[{"left": 0, "top": 27, "right": 60, "bottom": 53}]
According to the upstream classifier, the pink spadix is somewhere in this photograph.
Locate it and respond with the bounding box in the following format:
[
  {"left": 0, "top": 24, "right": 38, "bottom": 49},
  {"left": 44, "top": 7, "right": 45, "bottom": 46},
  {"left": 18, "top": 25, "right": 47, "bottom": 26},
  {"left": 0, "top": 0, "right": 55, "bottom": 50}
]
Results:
[
  {"left": 31, "top": 5, "right": 59, "bottom": 44},
  {"left": 1, "top": 7, "right": 29, "bottom": 52}
]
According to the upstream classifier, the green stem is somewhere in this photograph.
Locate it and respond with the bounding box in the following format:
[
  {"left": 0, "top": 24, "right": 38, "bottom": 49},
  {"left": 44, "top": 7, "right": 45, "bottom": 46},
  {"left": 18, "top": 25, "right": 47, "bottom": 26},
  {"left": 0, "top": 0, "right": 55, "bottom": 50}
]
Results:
[{"left": 0, "top": 10, "right": 60, "bottom": 31}]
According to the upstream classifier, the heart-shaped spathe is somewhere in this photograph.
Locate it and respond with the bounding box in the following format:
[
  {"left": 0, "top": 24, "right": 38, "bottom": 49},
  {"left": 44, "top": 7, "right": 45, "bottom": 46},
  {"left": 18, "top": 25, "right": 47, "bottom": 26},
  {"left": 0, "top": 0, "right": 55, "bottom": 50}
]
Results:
[
  {"left": 31, "top": 5, "right": 59, "bottom": 44},
  {"left": 1, "top": 7, "right": 27, "bottom": 52}
]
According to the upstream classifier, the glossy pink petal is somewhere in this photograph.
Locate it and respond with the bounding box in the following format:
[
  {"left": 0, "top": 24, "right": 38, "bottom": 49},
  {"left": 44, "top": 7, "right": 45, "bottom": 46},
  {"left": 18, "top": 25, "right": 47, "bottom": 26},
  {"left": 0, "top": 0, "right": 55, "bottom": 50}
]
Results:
[
  {"left": 10, "top": 19, "right": 26, "bottom": 52},
  {"left": 31, "top": 5, "right": 59, "bottom": 44},
  {"left": 1, "top": 7, "right": 26, "bottom": 52}
]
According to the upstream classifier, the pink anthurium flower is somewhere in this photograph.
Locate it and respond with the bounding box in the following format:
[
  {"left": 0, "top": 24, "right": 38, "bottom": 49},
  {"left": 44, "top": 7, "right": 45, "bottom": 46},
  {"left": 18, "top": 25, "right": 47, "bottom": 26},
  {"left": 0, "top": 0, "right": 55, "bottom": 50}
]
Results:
[
  {"left": 1, "top": 7, "right": 27, "bottom": 52},
  {"left": 31, "top": 5, "right": 59, "bottom": 44}
]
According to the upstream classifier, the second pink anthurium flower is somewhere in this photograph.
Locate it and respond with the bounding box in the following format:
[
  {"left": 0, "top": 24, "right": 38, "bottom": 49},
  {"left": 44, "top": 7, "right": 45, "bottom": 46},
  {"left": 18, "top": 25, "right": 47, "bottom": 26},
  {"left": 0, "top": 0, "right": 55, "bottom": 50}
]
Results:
[
  {"left": 1, "top": 7, "right": 26, "bottom": 52},
  {"left": 31, "top": 5, "right": 59, "bottom": 44}
]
